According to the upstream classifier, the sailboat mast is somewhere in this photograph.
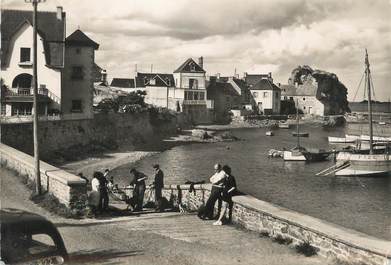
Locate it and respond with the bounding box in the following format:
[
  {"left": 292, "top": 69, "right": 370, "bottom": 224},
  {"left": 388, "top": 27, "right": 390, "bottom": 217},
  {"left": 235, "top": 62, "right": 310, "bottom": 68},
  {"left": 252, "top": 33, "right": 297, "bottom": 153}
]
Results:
[
  {"left": 296, "top": 99, "right": 300, "bottom": 148},
  {"left": 365, "top": 49, "right": 374, "bottom": 154}
]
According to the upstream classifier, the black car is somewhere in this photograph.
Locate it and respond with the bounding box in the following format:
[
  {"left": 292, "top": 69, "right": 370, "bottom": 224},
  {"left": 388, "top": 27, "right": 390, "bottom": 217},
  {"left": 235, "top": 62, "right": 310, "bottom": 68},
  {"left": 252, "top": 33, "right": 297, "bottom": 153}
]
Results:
[{"left": 0, "top": 208, "right": 68, "bottom": 264}]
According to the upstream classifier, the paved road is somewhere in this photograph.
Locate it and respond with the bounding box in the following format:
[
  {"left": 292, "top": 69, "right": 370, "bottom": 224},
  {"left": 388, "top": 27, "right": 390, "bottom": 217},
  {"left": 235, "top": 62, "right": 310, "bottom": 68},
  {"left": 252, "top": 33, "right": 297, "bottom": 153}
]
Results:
[{"left": 1, "top": 167, "right": 330, "bottom": 265}]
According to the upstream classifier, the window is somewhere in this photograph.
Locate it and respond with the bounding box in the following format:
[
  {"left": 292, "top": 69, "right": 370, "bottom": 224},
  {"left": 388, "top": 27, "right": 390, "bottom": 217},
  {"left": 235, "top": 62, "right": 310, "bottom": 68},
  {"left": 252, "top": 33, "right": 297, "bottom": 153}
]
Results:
[
  {"left": 1, "top": 104, "right": 6, "bottom": 115},
  {"left": 166, "top": 78, "right": 171, "bottom": 86},
  {"left": 149, "top": 78, "right": 156, "bottom": 85},
  {"left": 71, "top": 66, "right": 83, "bottom": 80},
  {"left": 303, "top": 97, "right": 306, "bottom": 101},
  {"left": 253, "top": 92, "right": 258, "bottom": 97},
  {"left": 199, "top": 92, "right": 205, "bottom": 100},
  {"left": 189, "top": 79, "right": 198, "bottom": 89},
  {"left": 71, "top": 100, "right": 82, "bottom": 112},
  {"left": 76, "top": 48, "right": 81, "bottom": 54},
  {"left": 20, "top": 48, "right": 31, "bottom": 62},
  {"left": 263, "top": 92, "right": 268, "bottom": 97},
  {"left": 289, "top": 97, "right": 293, "bottom": 100},
  {"left": 190, "top": 63, "right": 196, "bottom": 71}
]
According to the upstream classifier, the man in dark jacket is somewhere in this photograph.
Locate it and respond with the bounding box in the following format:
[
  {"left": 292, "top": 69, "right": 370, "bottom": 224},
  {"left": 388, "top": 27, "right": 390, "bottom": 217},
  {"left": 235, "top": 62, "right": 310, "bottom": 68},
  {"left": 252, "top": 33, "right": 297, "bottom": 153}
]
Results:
[
  {"left": 151, "top": 164, "right": 164, "bottom": 211},
  {"left": 129, "top": 168, "right": 147, "bottom": 211},
  {"left": 97, "top": 171, "right": 109, "bottom": 212}
]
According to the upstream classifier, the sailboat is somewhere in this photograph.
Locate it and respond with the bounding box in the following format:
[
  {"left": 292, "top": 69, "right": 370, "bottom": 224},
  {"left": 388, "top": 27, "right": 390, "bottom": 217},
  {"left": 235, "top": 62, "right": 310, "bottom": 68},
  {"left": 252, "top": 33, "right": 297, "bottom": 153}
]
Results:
[
  {"left": 334, "top": 50, "right": 391, "bottom": 177},
  {"left": 283, "top": 101, "right": 331, "bottom": 162}
]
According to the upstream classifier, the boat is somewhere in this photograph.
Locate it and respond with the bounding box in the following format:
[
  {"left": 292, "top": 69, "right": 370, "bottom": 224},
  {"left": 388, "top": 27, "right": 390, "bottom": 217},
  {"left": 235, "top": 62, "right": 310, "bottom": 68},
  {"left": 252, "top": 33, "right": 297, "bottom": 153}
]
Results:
[
  {"left": 283, "top": 101, "right": 330, "bottom": 162},
  {"left": 278, "top": 122, "right": 290, "bottom": 129},
  {"left": 359, "top": 134, "right": 391, "bottom": 142},
  {"left": 328, "top": 136, "right": 356, "bottom": 143},
  {"left": 292, "top": 132, "right": 309, "bottom": 137},
  {"left": 333, "top": 50, "right": 391, "bottom": 177},
  {"left": 266, "top": 131, "right": 274, "bottom": 136}
]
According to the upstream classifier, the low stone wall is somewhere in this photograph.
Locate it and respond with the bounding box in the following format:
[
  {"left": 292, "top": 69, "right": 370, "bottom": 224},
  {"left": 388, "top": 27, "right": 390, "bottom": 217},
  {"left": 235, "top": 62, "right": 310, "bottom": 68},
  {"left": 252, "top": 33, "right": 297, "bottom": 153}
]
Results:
[
  {"left": 145, "top": 184, "right": 391, "bottom": 265},
  {"left": 0, "top": 143, "right": 86, "bottom": 207}
]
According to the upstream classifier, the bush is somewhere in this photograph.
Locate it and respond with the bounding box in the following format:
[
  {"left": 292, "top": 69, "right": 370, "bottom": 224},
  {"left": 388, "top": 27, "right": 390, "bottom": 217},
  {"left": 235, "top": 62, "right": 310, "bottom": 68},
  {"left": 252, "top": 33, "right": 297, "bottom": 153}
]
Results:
[
  {"left": 272, "top": 234, "right": 293, "bottom": 245},
  {"left": 295, "top": 241, "right": 319, "bottom": 257}
]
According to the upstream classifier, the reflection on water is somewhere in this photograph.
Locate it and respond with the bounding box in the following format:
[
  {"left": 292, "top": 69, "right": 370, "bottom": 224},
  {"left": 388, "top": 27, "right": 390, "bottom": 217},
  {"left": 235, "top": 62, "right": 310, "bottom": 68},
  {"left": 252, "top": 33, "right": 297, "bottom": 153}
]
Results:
[{"left": 112, "top": 125, "right": 391, "bottom": 240}]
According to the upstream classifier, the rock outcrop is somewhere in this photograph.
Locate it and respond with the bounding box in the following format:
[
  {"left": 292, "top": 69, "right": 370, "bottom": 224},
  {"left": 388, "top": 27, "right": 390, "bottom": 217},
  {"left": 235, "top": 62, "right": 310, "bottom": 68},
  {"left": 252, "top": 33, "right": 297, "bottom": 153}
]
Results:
[{"left": 289, "top": 65, "right": 350, "bottom": 115}]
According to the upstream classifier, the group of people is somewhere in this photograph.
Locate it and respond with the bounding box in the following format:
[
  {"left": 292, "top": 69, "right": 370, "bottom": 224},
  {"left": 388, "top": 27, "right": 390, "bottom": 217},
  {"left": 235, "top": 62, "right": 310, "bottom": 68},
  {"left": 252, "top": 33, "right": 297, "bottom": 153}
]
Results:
[
  {"left": 84, "top": 165, "right": 165, "bottom": 215},
  {"left": 200, "top": 163, "right": 237, "bottom": 226}
]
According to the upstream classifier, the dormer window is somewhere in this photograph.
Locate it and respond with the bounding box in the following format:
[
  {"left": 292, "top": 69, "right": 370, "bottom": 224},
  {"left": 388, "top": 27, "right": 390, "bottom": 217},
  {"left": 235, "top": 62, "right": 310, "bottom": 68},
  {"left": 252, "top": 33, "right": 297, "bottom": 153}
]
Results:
[
  {"left": 166, "top": 78, "right": 171, "bottom": 86},
  {"left": 149, "top": 78, "right": 156, "bottom": 85},
  {"left": 190, "top": 63, "right": 196, "bottom": 71},
  {"left": 20, "top": 48, "right": 31, "bottom": 63}
]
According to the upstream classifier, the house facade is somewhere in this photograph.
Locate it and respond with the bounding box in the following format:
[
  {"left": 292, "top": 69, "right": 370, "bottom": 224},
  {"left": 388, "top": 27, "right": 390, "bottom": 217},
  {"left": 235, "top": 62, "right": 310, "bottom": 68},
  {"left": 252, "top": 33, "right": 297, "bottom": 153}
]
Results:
[
  {"left": 248, "top": 74, "right": 281, "bottom": 115},
  {"left": 1, "top": 8, "right": 98, "bottom": 121},
  {"left": 207, "top": 76, "right": 251, "bottom": 122},
  {"left": 172, "top": 57, "right": 213, "bottom": 123},
  {"left": 280, "top": 79, "right": 325, "bottom": 116}
]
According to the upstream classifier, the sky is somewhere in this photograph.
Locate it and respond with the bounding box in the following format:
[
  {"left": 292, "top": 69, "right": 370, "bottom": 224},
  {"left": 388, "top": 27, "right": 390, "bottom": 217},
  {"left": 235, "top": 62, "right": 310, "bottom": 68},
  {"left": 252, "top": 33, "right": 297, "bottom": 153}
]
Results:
[{"left": 3, "top": 0, "right": 391, "bottom": 101}]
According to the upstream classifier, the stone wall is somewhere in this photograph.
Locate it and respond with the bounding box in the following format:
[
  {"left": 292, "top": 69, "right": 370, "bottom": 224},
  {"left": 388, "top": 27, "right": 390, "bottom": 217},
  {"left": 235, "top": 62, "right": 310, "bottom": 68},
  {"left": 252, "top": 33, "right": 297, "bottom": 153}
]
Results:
[
  {"left": 1, "top": 112, "right": 189, "bottom": 161},
  {"left": 0, "top": 143, "right": 86, "bottom": 207},
  {"left": 142, "top": 184, "right": 391, "bottom": 265}
]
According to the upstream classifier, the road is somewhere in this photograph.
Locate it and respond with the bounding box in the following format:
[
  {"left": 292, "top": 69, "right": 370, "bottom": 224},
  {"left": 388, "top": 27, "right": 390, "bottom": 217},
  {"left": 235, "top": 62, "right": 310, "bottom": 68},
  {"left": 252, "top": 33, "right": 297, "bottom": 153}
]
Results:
[{"left": 0, "top": 167, "right": 329, "bottom": 265}]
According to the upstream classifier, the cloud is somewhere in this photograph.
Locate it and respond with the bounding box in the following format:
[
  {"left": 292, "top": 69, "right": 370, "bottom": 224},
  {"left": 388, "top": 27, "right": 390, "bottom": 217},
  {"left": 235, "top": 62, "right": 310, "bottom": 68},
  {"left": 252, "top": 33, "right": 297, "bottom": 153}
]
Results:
[{"left": 2, "top": 0, "right": 390, "bottom": 100}]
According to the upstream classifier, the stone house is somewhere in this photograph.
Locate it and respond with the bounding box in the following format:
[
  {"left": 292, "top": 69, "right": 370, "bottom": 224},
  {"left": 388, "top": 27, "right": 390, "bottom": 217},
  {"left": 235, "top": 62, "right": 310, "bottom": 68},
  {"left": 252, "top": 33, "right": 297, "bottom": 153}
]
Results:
[
  {"left": 247, "top": 74, "right": 281, "bottom": 115},
  {"left": 280, "top": 80, "right": 325, "bottom": 116},
  {"left": 1, "top": 7, "right": 99, "bottom": 120},
  {"left": 207, "top": 76, "right": 251, "bottom": 122}
]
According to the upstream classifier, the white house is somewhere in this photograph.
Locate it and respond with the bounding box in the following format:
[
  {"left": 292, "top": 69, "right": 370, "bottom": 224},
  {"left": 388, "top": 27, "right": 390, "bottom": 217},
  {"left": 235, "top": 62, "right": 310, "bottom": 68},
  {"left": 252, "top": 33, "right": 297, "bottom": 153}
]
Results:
[
  {"left": 172, "top": 57, "right": 213, "bottom": 123},
  {"left": 248, "top": 74, "right": 281, "bottom": 115},
  {"left": 1, "top": 7, "right": 99, "bottom": 120}
]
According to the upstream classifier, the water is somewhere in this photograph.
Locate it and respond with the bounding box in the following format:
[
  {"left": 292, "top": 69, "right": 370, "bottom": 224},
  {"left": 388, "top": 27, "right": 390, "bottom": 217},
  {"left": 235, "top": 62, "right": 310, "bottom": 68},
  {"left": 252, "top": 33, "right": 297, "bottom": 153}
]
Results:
[{"left": 112, "top": 125, "right": 391, "bottom": 240}]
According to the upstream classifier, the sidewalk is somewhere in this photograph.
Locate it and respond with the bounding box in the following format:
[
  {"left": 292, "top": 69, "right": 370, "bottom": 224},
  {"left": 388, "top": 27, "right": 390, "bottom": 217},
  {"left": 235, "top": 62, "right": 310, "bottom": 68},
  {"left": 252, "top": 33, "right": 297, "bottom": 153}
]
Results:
[{"left": 1, "top": 167, "right": 329, "bottom": 265}]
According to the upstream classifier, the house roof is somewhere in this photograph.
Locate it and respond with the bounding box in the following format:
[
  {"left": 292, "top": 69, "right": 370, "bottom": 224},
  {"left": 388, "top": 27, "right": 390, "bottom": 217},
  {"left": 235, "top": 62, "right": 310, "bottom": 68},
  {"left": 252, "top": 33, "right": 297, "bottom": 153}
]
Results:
[
  {"left": 280, "top": 83, "right": 318, "bottom": 96},
  {"left": 250, "top": 79, "right": 280, "bottom": 91},
  {"left": 207, "top": 81, "right": 240, "bottom": 99},
  {"left": 110, "top": 78, "right": 135, "bottom": 88},
  {"left": 244, "top": 74, "right": 270, "bottom": 87},
  {"left": 1, "top": 9, "right": 65, "bottom": 68},
  {"left": 173, "top": 58, "right": 205, "bottom": 73},
  {"left": 65, "top": 29, "right": 99, "bottom": 49},
  {"left": 135, "top": 72, "right": 175, "bottom": 87}
]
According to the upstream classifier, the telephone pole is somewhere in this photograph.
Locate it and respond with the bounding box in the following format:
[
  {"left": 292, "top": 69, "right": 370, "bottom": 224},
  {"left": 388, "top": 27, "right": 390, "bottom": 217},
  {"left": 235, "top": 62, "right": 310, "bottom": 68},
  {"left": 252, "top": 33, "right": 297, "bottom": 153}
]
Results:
[{"left": 25, "top": 0, "right": 46, "bottom": 195}]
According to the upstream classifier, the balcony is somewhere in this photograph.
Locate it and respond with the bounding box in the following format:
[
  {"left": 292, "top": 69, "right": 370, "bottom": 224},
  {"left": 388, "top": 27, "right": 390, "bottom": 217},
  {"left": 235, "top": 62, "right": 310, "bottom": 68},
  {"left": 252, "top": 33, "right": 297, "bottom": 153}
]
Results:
[
  {"left": 5, "top": 87, "right": 49, "bottom": 96},
  {"left": 183, "top": 100, "right": 206, "bottom": 105}
]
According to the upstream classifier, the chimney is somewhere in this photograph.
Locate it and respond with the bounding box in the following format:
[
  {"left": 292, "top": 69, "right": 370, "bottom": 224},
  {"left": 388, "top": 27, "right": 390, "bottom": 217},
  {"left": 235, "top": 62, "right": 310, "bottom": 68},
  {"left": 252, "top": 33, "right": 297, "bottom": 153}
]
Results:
[
  {"left": 216, "top": 73, "right": 221, "bottom": 80},
  {"left": 198, "top": 56, "right": 204, "bottom": 69},
  {"left": 243, "top": 72, "right": 247, "bottom": 79},
  {"left": 56, "top": 6, "right": 63, "bottom": 20},
  {"left": 101, "top": 69, "right": 107, "bottom": 85}
]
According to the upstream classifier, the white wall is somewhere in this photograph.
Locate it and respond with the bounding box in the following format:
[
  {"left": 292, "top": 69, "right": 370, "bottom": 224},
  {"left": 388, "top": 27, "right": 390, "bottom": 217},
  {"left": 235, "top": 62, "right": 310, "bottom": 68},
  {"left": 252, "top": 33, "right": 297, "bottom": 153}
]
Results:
[
  {"left": 250, "top": 89, "right": 281, "bottom": 114},
  {"left": 174, "top": 72, "right": 206, "bottom": 89},
  {"left": 1, "top": 23, "right": 62, "bottom": 105},
  {"left": 293, "top": 96, "right": 324, "bottom": 116},
  {"left": 144, "top": 86, "right": 169, "bottom": 108}
]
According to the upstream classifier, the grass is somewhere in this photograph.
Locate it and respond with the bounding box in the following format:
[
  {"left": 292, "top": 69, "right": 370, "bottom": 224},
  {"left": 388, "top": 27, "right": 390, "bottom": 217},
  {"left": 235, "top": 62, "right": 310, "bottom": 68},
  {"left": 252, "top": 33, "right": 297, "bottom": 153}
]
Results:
[{"left": 295, "top": 240, "right": 319, "bottom": 257}]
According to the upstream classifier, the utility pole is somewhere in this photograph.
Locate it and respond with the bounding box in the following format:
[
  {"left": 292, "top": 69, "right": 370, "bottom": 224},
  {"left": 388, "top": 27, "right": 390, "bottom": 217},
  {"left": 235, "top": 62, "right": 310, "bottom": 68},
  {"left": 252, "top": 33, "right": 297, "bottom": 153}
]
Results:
[{"left": 25, "top": 0, "right": 45, "bottom": 195}]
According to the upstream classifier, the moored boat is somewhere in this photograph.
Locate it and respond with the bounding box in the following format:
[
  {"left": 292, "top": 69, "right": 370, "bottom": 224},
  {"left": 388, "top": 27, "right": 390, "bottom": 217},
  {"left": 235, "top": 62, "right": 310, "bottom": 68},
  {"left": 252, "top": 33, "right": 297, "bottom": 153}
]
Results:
[
  {"left": 328, "top": 136, "right": 356, "bottom": 143},
  {"left": 266, "top": 131, "right": 274, "bottom": 136},
  {"left": 278, "top": 122, "right": 290, "bottom": 129},
  {"left": 333, "top": 50, "right": 391, "bottom": 177}
]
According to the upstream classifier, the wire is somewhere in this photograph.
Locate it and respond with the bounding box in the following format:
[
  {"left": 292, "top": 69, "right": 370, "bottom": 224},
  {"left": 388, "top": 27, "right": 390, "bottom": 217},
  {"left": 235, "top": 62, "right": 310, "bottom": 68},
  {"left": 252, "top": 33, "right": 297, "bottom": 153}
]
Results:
[{"left": 352, "top": 72, "right": 365, "bottom": 102}]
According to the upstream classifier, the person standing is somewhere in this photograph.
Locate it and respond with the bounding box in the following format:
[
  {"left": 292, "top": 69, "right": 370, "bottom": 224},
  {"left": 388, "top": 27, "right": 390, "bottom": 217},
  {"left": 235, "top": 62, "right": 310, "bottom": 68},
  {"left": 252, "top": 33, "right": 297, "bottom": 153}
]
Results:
[
  {"left": 129, "top": 168, "right": 147, "bottom": 211},
  {"left": 213, "top": 165, "right": 237, "bottom": 226},
  {"left": 98, "top": 171, "right": 109, "bottom": 212},
  {"left": 202, "top": 164, "right": 225, "bottom": 220},
  {"left": 89, "top": 172, "right": 101, "bottom": 215},
  {"left": 151, "top": 164, "right": 164, "bottom": 212}
]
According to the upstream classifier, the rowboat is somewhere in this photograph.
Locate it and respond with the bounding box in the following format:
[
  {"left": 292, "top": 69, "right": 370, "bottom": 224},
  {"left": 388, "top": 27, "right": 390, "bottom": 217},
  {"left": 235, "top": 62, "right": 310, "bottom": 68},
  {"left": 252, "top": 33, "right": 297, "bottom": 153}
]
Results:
[{"left": 328, "top": 136, "right": 356, "bottom": 143}]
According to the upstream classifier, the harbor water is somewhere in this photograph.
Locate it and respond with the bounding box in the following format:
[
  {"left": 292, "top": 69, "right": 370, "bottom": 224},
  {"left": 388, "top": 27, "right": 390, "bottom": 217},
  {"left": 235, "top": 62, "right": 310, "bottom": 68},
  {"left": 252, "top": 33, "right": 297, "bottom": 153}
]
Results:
[{"left": 112, "top": 125, "right": 391, "bottom": 240}]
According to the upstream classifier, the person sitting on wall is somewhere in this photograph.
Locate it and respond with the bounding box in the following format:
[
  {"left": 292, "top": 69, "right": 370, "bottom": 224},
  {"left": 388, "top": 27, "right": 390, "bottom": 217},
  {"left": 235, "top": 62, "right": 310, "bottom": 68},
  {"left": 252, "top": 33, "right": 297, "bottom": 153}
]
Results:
[
  {"left": 129, "top": 168, "right": 148, "bottom": 211},
  {"left": 213, "top": 165, "right": 237, "bottom": 226}
]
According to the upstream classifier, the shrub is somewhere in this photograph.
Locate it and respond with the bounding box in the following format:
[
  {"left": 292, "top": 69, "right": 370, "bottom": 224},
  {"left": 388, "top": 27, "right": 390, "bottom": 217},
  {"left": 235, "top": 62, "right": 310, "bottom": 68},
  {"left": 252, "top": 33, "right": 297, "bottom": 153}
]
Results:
[
  {"left": 295, "top": 240, "right": 319, "bottom": 257},
  {"left": 273, "top": 234, "right": 293, "bottom": 245}
]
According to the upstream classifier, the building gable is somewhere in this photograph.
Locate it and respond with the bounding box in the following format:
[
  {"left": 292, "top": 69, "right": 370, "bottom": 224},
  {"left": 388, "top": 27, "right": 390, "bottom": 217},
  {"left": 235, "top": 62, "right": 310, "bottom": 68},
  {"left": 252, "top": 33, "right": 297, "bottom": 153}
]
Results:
[
  {"left": 1, "top": 9, "right": 65, "bottom": 68},
  {"left": 173, "top": 58, "right": 205, "bottom": 73}
]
